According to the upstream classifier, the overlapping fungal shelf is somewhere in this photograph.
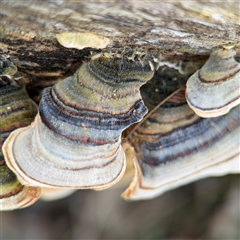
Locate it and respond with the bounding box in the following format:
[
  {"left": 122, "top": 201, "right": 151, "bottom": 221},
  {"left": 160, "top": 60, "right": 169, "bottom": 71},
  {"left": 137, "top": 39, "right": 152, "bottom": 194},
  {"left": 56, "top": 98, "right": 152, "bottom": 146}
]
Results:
[
  {"left": 122, "top": 99, "right": 239, "bottom": 200},
  {"left": 186, "top": 47, "right": 240, "bottom": 118},
  {"left": 0, "top": 57, "right": 41, "bottom": 210},
  {"left": 122, "top": 47, "right": 240, "bottom": 200},
  {"left": 3, "top": 48, "right": 155, "bottom": 190},
  {"left": 1, "top": 46, "right": 239, "bottom": 207}
]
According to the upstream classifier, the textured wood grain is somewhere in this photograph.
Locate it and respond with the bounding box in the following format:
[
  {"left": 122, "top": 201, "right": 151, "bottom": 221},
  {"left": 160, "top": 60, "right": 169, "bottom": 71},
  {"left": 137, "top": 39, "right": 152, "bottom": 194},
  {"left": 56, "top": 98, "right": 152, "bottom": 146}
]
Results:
[{"left": 0, "top": 0, "right": 240, "bottom": 96}]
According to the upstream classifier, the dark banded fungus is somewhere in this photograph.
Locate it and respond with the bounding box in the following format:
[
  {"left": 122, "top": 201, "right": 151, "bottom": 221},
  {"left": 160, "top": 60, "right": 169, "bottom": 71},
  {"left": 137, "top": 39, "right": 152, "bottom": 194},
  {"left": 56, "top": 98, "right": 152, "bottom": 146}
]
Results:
[
  {"left": 0, "top": 57, "right": 41, "bottom": 210},
  {"left": 122, "top": 64, "right": 240, "bottom": 200},
  {"left": 122, "top": 101, "right": 240, "bottom": 200},
  {"left": 0, "top": 163, "right": 41, "bottom": 211},
  {"left": 186, "top": 47, "right": 240, "bottom": 118},
  {"left": 3, "top": 48, "right": 155, "bottom": 190}
]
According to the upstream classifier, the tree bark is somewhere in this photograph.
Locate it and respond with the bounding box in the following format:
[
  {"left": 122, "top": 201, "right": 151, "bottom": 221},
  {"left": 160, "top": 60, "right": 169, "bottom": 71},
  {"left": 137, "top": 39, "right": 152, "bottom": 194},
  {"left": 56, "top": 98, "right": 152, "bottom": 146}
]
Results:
[{"left": 1, "top": 0, "right": 239, "bottom": 98}]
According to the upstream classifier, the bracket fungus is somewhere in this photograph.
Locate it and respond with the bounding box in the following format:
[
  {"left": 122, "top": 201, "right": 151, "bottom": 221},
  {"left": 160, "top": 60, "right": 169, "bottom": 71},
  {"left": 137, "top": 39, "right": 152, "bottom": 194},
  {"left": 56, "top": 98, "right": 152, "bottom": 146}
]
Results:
[
  {"left": 122, "top": 62, "right": 240, "bottom": 200},
  {"left": 56, "top": 32, "right": 110, "bottom": 50},
  {"left": 122, "top": 91, "right": 240, "bottom": 200},
  {"left": 186, "top": 47, "right": 240, "bottom": 118},
  {"left": 1, "top": 46, "right": 239, "bottom": 206},
  {"left": 3, "top": 48, "right": 155, "bottom": 190},
  {"left": 0, "top": 57, "right": 41, "bottom": 210}
]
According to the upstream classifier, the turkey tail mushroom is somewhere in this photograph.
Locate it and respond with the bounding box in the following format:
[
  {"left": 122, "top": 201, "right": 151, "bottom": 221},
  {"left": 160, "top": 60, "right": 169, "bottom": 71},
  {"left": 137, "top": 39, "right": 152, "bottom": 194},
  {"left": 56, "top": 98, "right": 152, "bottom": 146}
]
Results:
[
  {"left": 0, "top": 163, "right": 41, "bottom": 211},
  {"left": 186, "top": 47, "right": 240, "bottom": 118},
  {"left": 3, "top": 48, "right": 155, "bottom": 190},
  {"left": 122, "top": 70, "right": 240, "bottom": 200},
  {"left": 0, "top": 57, "right": 41, "bottom": 210}
]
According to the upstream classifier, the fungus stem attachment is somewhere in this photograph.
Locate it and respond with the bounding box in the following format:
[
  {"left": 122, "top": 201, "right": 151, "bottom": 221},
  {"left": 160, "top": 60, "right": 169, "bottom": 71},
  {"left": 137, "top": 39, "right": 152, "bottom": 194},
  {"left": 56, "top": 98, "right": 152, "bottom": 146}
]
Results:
[{"left": 126, "top": 85, "right": 186, "bottom": 139}]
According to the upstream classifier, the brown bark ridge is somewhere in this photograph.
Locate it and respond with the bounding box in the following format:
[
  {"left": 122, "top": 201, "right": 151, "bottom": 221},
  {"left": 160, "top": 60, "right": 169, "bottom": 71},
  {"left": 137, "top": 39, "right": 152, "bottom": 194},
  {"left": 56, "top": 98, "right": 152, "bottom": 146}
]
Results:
[{"left": 0, "top": 0, "right": 239, "bottom": 97}]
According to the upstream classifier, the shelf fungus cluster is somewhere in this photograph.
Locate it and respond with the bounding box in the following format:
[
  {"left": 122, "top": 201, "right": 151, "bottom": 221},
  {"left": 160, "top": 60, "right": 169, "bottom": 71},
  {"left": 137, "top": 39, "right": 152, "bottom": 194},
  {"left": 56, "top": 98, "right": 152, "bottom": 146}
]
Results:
[
  {"left": 122, "top": 47, "right": 240, "bottom": 200},
  {"left": 186, "top": 47, "right": 240, "bottom": 117},
  {"left": 3, "top": 48, "right": 155, "bottom": 191},
  {"left": 0, "top": 56, "right": 41, "bottom": 210},
  {"left": 1, "top": 46, "right": 239, "bottom": 207},
  {"left": 122, "top": 92, "right": 239, "bottom": 200}
]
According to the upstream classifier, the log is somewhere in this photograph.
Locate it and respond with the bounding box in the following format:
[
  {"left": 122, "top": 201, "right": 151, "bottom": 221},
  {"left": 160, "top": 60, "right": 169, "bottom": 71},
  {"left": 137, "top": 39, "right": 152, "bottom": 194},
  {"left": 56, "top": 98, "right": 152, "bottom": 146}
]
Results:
[
  {"left": 1, "top": 2, "right": 239, "bottom": 237},
  {"left": 1, "top": 0, "right": 239, "bottom": 99}
]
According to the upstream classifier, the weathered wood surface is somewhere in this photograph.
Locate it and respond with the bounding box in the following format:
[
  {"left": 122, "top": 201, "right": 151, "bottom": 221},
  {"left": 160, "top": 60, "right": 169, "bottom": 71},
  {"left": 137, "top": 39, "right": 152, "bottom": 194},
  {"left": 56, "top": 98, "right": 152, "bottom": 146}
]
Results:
[{"left": 0, "top": 0, "right": 240, "bottom": 98}]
